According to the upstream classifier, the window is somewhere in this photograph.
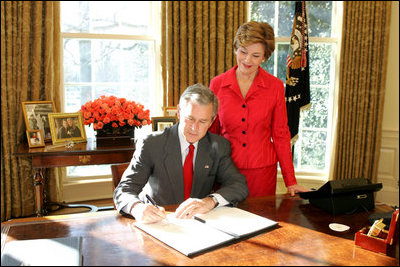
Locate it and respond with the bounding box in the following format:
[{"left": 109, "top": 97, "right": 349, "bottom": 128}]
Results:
[
  {"left": 60, "top": 2, "right": 161, "bottom": 183},
  {"left": 250, "top": 1, "right": 342, "bottom": 180}
]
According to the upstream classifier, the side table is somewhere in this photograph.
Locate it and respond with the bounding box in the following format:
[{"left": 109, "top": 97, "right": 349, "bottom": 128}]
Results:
[{"left": 14, "top": 138, "right": 134, "bottom": 216}]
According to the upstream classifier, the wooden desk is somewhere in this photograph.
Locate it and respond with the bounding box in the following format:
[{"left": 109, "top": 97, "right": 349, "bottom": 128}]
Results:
[
  {"left": 2, "top": 195, "right": 398, "bottom": 265},
  {"left": 14, "top": 138, "right": 134, "bottom": 216}
]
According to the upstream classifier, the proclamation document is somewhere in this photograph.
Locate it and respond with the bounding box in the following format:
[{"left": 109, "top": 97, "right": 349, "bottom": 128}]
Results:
[{"left": 135, "top": 207, "right": 278, "bottom": 256}]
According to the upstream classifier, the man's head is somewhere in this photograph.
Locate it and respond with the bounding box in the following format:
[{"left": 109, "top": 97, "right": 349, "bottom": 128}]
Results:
[
  {"left": 177, "top": 83, "right": 219, "bottom": 144},
  {"left": 67, "top": 118, "right": 74, "bottom": 127}
]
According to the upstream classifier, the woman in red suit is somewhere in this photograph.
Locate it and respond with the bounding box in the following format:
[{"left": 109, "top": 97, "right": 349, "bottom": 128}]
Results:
[{"left": 209, "top": 21, "right": 309, "bottom": 197}]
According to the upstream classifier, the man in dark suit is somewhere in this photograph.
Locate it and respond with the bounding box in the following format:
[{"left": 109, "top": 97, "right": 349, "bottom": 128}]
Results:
[{"left": 114, "top": 83, "right": 249, "bottom": 223}]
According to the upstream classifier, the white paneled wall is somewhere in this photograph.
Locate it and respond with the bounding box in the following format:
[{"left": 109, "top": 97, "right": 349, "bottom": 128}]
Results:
[
  {"left": 376, "top": 2, "right": 399, "bottom": 207},
  {"left": 376, "top": 130, "right": 399, "bottom": 206}
]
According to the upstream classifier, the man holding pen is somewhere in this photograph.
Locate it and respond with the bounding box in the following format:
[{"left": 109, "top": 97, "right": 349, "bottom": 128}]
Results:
[{"left": 114, "top": 84, "right": 249, "bottom": 224}]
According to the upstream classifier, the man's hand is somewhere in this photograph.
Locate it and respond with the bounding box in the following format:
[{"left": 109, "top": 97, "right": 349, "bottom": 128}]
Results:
[
  {"left": 174, "top": 197, "right": 215, "bottom": 219},
  {"left": 287, "top": 184, "right": 310, "bottom": 197},
  {"left": 131, "top": 202, "right": 166, "bottom": 224}
]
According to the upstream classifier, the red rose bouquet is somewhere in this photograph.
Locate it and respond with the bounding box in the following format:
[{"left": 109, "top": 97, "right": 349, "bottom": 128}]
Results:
[{"left": 80, "top": 95, "right": 151, "bottom": 136}]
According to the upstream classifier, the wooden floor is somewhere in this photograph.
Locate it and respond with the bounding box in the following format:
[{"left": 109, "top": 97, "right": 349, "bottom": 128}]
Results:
[{"left": 46, "top": 198, "right": 115, "bottom": 216}]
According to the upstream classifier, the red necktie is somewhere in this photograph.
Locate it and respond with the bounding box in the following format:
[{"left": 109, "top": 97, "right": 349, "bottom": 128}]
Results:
[{"left": 183, "top": 144, "right": 195, "bottom": 200}]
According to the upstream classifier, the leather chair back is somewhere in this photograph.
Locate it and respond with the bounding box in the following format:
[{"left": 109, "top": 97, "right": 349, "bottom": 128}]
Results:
[{"left": 110, "top": 162, "right": 129, "bottom": 190}]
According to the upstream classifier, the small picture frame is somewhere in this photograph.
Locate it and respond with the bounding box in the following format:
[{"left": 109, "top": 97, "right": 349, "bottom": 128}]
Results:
[
  {"left": 164, "top": 106, "right": 177, "bottom": 117},
  {"left": 151, "top": 116, "right": 177, "bottom": 131},
  {"left": 22, "top": 101, "right": 56, "bottom": 142},
  {"left": 26, "top": 130, "right": 45, "bottom": 148},
  {"left": 48, "top": 112, "right": 87, "bottom": 145}
]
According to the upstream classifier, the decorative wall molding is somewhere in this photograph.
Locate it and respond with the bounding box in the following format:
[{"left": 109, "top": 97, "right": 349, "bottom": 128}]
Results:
[{"left": 376, "top": 129, "right": 399, "bottom": 206}]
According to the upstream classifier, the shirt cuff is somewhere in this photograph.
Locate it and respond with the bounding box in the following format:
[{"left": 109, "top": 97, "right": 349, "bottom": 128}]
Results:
[
  {"left": 210, "top": 193, "right": 229, "bottom": 207},
  {"left": 122, "top": 200, "right": 142, "bottom": 215}
]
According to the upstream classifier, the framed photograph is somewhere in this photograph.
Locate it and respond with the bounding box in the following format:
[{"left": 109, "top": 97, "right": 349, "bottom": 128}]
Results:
[
  {"left": 164, "top": 106, "right": 177, "bottom": 117},
  {"left": 26, "top": 130, "right": 45, "bottom": 148},
  {"left": 48, "top": 112, "right": 87, "bottom": 145},
  {"left": 22, "top": 101, "right": 56, "bottom": 142},
  {"left": 151, "top": 116, "right": 177, "bottom": 131}
]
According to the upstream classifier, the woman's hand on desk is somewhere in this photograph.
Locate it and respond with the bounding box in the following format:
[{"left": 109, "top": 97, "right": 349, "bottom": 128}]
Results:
[
  {"left": 130, "top": 202, "right": 166, "bottom": 224},
  {"left": 287, "top": 184, "right": 311, "bottom": 197}
]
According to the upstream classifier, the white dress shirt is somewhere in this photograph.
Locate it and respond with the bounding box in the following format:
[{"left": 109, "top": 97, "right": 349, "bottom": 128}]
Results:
[{"left": 178, "top": 129, "right": 229, "bottom": 207}]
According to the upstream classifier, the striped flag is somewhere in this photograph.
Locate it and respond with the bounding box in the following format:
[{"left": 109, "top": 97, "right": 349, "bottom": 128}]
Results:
[
  {"left": 285, "top": 1, "right": 310, "bottom": 144},
  {"left": 286, "top": 55, "right": 292, "bottom": 67}
]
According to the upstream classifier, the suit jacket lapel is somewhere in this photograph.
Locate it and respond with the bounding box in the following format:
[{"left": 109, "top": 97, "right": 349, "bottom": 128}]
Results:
[{"left": 164, "top": 124, "right": 185, "bottom": 203}]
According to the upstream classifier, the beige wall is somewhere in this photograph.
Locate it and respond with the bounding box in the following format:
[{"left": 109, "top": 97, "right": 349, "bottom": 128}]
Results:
[
  {"left": 376, "top": 1, "right": 399, "bottom": 206},
  {"left": 381, "top": 2, "right": 399, "bottom": 133}
]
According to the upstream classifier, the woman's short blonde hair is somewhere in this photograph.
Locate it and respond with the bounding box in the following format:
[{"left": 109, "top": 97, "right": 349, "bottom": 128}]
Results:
[{"left": 233, "top": 21, "right": 275, "bottom": 61}]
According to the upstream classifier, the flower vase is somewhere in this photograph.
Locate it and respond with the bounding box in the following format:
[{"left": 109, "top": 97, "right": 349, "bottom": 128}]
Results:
[{"left": 95, "top": 129, "right": 135, "bottom": 147}]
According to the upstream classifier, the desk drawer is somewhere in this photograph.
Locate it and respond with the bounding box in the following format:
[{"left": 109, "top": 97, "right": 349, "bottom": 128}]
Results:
[{"left": 32, "top": 151, "right": 133, "bottom": 167}]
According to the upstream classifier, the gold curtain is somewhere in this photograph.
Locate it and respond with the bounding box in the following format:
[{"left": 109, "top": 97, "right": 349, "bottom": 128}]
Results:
[
  {"left": 161, "top": 1, "right": 248, "bottom": 108},
  {"left": 333, "top": 1, "right": 392, "bottom": 182},
  {"left": 1, "top": 1, "right": 61, "bottom": 221}
]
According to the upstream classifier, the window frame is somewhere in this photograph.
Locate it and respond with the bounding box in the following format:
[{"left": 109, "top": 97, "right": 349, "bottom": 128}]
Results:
[{"left": 59, "top": 2, "right": 162, "bottom": 200}]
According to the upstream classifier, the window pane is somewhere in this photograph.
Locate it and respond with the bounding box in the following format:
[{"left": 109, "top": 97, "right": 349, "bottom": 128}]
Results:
[
  {"left": 67, "top": 165, "right": 111, "bottom": 177},
  {"left": 61, "top": 1, "right": 90, "bottom": 32},
  {"left": 64, "top": 39, "right": 155, "bottom": 115},
  {"left": 302, "top": 86, "right": 329, "bottom": 129},
  {"left": 262, "top": 56, "right": 274, "bottom": 75},
  {"left": 308, "top": 1, "right": 333, "bottom": 37},
  {"left": 92, "top": 85, "right": 120, "bottom": 100},
  {"left": 295, "top": 130, "right": 327, "bottom": 171},
  {"left": 61, "top": 1, "right": 152, "bottom": 35},
  {"left": 250, "top": 1, "right": 275, "bottom": 28},
  {"left": 251, "top": 1, "right": 334, "bottom": 38},
  {"left": 64, "top": 39, "right": 153, "bottom": 84},
  {"left": 63, "top": 39, "right": 92, "bottom": 83},
  {"left": 263, "top": 43, "right": 288, "bottom": 81},
  {"left": 65, "top": 85, "right": 92, "bottom": 113},
  {"left": 276, "top": 43, "right": 290, "bottom": 82},
  {"left": 93, "top": 40, "right": 151, "bottom": 83},
  {"left": 309, "top": 43, "right": 333, "bottom": 86},
  {"left": 278, "top": 1, "right": 295, "bottom": 36}
]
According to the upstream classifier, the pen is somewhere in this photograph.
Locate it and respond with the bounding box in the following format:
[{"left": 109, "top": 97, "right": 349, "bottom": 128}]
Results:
[
  {"left": 145, "top": 194, "right": 158, "bottom": 207},
  {"left": 146, "top": 194, "right": 169, "bottom": 222},
  {"left": 193, "top": 216, "right": 240, "bottom": 238}
]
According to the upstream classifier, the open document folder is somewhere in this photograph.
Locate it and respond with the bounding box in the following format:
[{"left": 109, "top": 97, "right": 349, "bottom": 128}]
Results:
[{"left": 134, "top": 206, "right": 278, "bottom": 257}]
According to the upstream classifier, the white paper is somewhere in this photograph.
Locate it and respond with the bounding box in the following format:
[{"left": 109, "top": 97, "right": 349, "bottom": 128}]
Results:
[
  {"left": 195, "top": 206, "right": 279, "bottom": 237},
  {"left": 135, "top": 214, "right": 234, "bottom": 256},
  {"left": 135, "top": 207, "right": 278, "bottom": 256},
  {"left": 1, "top": 236, "right": 82, "bottom": 266}
]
